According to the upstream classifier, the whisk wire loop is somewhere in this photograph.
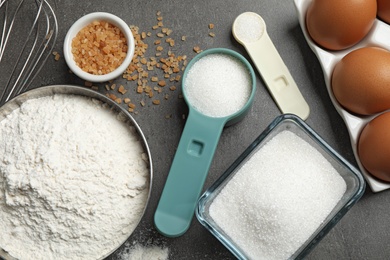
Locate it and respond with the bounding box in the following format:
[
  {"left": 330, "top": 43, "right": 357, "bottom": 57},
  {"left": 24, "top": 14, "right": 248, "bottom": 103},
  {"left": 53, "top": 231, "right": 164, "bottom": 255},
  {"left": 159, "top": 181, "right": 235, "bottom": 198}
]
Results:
[{"left": 0, "top": 0, "right": 58, "bottom": 105}]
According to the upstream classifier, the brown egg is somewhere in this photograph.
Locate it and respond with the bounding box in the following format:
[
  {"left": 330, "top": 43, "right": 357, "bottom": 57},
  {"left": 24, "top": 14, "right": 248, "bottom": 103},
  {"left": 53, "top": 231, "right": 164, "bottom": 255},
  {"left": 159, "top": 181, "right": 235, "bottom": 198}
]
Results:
[
  {"left": 358, "top": 112, "right": 390, "bottom": 182},
  {"left": 331, "top": 47, "right": 390, "bottom": 115},
  {"left": 306, "top": 0, "right": 376, "bottom": 50},
  {"left": 378, "top": 0, "right": 390, "bottom": 24}
]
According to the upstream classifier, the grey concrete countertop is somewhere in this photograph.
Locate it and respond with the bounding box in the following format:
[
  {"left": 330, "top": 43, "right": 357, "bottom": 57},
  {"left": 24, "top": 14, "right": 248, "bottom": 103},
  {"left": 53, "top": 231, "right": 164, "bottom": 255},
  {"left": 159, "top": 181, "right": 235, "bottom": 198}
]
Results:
[{"left": 7, "top": 0, "right": 390, "bottom": 259}]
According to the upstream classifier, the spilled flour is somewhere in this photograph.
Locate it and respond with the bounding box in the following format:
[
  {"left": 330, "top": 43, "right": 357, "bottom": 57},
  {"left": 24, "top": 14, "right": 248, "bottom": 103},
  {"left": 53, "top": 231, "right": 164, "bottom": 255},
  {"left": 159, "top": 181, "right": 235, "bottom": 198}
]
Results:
[
  {"left": 118, "top": 242, "right": 169, "bottom": 260},
  {"left": 0, "top": 94, "right": 150, "bottom": 259}
]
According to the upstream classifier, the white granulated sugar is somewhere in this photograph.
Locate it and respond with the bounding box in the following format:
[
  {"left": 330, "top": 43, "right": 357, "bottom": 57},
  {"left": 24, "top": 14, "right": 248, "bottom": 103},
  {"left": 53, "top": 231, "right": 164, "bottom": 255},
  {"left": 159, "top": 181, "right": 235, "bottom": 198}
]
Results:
[
  {"left": 184, "top": 53, "right": 252, "bottom": 118},
  {"left": 0, "top": 94, "right": 149, "bottom": 260},
  {"left": 209, "top": 130, "right": 346, "bottom": 260},
  {"left": 118, "top": 243, "right": 169, "bottom": 260},
  {"left": 234, "top": 13, "right": 265, "bottom": 43}
]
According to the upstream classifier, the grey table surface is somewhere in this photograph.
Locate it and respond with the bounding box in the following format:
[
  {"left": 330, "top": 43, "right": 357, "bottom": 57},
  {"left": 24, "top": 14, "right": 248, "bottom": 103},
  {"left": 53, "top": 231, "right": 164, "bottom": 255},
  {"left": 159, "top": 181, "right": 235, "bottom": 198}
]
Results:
[{"left": 8, "top": 0, "right": 390, "bottom": 259}]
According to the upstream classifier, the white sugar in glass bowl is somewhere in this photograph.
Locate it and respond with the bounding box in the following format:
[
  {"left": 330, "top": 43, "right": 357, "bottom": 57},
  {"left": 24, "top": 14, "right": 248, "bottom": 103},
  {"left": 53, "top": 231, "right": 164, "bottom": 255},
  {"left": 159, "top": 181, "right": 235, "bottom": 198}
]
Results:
[
  {"left": 196, "top": 114, "right": 365, "bottom": 259},
  {"left": 64, "top": 12, "right": 134, "bottom": 82}
]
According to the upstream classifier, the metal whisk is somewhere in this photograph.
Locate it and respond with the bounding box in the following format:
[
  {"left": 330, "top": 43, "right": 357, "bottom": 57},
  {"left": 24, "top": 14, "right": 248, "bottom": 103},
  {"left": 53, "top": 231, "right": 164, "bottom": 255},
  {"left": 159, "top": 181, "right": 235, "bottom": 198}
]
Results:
[{"left": 0, "top": 0, "right": 58, "bottom": 105}]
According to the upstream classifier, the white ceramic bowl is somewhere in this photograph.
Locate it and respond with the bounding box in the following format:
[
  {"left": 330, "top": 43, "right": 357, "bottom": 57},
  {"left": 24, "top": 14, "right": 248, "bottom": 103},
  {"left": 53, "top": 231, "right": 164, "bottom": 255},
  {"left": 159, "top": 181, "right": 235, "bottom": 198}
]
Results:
[{"left": 64, "top": 12, "right": 135, "bottom": 82}]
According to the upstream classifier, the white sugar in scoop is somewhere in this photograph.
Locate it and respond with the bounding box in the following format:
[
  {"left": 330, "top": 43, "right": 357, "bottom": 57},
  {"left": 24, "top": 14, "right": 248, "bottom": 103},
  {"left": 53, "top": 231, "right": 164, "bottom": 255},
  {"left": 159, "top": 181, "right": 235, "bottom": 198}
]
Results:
[
  {"left": 234, "top": 13, "right": 265, "bottom": 43},
  {"left": 184, "top": 53, "right": 252, "bottom": 117},
  {"left": 233, "top": 12, "right": 310, "bottom": 120}
]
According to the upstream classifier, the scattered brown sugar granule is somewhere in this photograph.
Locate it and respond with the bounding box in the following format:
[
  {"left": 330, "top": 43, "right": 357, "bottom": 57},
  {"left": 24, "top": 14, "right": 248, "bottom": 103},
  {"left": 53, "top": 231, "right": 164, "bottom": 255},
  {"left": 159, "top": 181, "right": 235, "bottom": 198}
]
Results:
[
  {"left": 84, "top": 81, "right": 93, "bottom": 87},
  {"left": 166, "top": 38, "right": 175, "bottom": 47},
  {"left": 140, "top": 58, "right": 147, "bottom": 64},
  {"left": 71, "top": 21, "right": 128, "bottom": 75},
  {"left": 193, "top": 46, "right": 202, "bottom": 53},
  {"left": 209, "top": 23, "right": 214, "bottom": 29},
  {"left": 158, "top": 80, "right": 166, "bottom": 87},
  {"left": 137, "top": 85, "right": 144, "bottom": 93},
  {"left": 209, "top": 32, "right": 215, "bottom": 37},
  {"left": 107, "top": 93, "right": 117, "bottom": 101},
  {"left": 152, "top": 99, "right": 161, "bottom": 105},
  {"left": 118, "top": 85, "right": 127, "bottom": 94},
  {"left": 52, "top": 51, "right": 60, "bottom": 61}
]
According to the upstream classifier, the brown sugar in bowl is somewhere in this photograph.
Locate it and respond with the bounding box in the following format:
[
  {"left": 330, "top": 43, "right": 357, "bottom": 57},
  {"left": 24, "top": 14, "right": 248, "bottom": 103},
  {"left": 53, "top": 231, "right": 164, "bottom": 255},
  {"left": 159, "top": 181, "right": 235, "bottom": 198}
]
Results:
[{"left": 64, "top": 12, "right": 135, "bottom": 82}]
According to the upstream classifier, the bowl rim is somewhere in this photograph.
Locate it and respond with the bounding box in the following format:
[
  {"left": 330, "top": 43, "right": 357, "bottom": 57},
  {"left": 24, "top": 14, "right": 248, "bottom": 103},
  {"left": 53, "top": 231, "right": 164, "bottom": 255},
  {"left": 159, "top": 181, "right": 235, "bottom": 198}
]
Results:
[{"left": 63, "top": 12, "right": 135, "bottom": 82}]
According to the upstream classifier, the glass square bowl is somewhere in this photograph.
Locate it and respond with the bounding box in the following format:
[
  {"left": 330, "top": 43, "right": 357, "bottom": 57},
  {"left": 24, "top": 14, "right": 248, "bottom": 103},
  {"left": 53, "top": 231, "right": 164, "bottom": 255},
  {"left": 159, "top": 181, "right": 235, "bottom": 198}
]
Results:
[{"left": 196, "top": 114, "right": 365, "bottom": 260}]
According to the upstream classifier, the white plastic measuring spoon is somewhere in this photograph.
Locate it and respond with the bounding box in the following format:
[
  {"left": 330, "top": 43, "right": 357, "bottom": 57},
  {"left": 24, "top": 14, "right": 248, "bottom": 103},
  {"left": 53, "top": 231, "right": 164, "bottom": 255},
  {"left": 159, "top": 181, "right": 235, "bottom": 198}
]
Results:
[{"left": 233, "top": 12, "right": 310, "bottom": 120}]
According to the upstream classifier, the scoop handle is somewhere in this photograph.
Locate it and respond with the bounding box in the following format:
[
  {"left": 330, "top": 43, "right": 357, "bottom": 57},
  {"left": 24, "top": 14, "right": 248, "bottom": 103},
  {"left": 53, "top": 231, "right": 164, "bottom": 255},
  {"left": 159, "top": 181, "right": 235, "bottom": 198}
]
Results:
[
  {"left": 245, "top": 32, "right": 310, "bottom": 120},
  {"left": 154, "top": 112, "right": 225, "bottom": 237}
]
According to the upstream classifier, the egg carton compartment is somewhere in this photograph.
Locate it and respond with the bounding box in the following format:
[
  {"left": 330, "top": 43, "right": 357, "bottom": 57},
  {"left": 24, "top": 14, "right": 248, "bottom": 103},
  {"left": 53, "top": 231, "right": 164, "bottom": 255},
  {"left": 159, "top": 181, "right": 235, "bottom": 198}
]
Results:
[{"left": 294, "top": 0, "right": 390, "bottom": 192}]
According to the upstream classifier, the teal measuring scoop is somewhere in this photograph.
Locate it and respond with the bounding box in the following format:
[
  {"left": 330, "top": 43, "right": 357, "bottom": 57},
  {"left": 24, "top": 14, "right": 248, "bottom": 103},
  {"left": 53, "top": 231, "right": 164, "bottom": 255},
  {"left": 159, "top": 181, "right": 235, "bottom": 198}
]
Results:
[{"left": 154, "top": 48, "right": 256, "bottom": 237}]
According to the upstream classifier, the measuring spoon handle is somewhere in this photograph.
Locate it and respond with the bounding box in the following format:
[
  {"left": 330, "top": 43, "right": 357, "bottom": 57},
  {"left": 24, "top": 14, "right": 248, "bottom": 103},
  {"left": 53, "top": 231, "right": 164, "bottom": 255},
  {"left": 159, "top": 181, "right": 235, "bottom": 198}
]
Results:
[
  {"left": 245, "top": 32, "right": 310, "bottom": 120},
  {"left": 154, "top": 111, "right": 226, "bottom": 237}
]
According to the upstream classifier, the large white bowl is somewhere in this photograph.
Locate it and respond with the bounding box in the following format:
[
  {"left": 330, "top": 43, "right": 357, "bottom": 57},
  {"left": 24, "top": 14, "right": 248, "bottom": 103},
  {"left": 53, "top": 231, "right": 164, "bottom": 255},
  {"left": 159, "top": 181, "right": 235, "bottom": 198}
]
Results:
[{"left": 0, "top": 85, "right": 153, "bottom": 260}]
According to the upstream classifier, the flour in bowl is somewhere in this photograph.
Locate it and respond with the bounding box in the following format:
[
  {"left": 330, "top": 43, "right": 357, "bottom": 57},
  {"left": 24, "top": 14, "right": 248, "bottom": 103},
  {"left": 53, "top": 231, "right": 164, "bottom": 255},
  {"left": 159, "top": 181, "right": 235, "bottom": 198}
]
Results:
[{"left": 0, "top": 94, "right": 150, "bottom": 260}]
